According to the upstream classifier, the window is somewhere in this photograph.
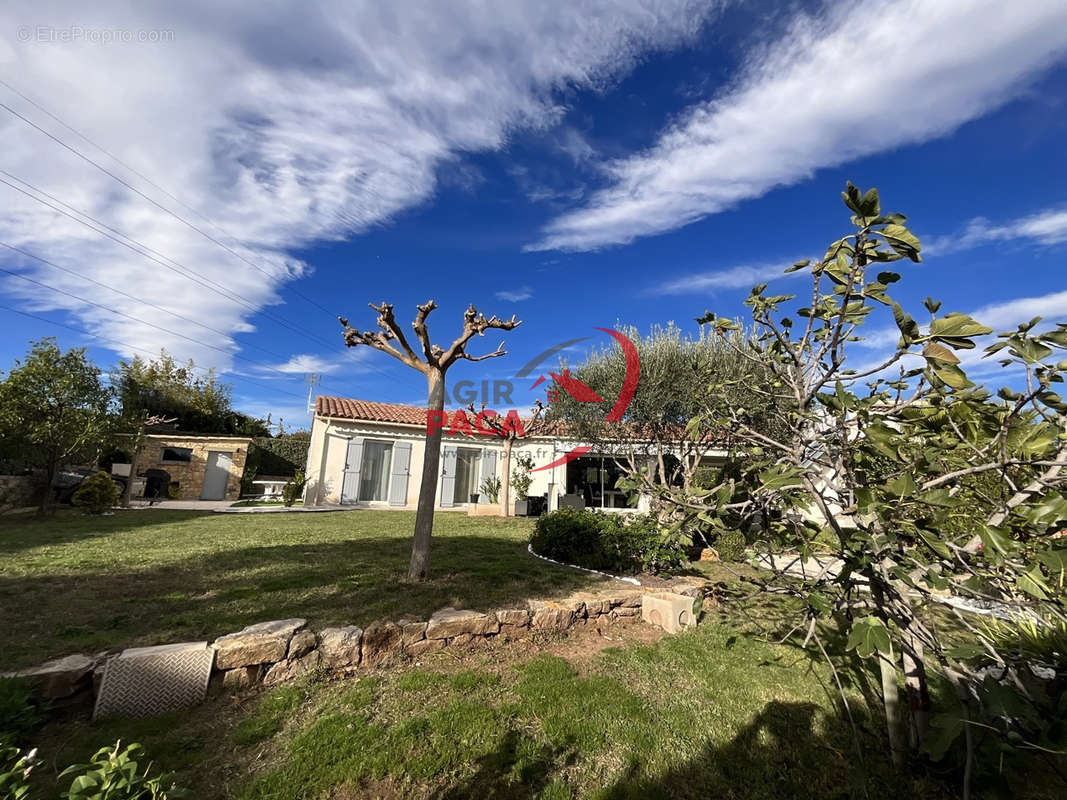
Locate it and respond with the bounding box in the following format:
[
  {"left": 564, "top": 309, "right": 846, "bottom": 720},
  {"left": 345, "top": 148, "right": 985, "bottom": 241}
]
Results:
[
  {"left": 452, "top": 447, "right": 481, "bottom": 505},
  {"left": 359, "top": 440, "right": 393, "bottom": 502},
  {"left": 161, "top": 447, "right": 193, "bottom": 463}
]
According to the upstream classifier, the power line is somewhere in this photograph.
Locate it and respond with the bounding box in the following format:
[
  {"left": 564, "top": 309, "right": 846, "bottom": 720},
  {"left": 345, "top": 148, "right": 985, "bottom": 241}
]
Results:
[
  {"left": 0, "top": 94, "right": 335, "bottom": 315},
  {"left": 0, "top": 78, "right": 223, "bottom": 231},
  {"left": 0, "top": 302, "right": 307, "bottom": 401},
  {"left": 0, "top": 239, "right": 291, "bottom": 363},
  {"left": 0, "top": 172, "right": 341, "bottom": 350},
  {"left": 0, "top": 173, "right": 397, "bottom": 383},
  {"left": 0, "top": 86, "right": 397, "bottom": 386},
  {"left": 0, "top": 259, "right": 312, "bottom": 380}
]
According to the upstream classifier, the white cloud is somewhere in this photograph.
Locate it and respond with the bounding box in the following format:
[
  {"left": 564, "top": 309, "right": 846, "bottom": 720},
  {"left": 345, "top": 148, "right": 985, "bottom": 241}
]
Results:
[
  {"left": 0, "top": 0, "right": 718, "bottom": 369},
  {"left": 924, "top": 209, "right": 1067, "bottom": 255},
  {"left": 532, "top": 0, "right": 1067, "bottom": 251},
  {"left": 495, "top": 286, "right": 534, "bottom": 302},
  {"left": 653, "top": 261, "right": 801, "bottom": 293},
  {"left": 852, "top": 289, "right": 1067, "bottom": 382},
  {"left": 267, "top": 354, "right": 346, "bottom": 375}
]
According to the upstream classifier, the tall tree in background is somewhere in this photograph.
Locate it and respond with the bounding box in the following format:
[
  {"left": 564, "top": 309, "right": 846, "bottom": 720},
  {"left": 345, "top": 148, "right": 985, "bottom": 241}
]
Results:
[
  {"left": 112, "top": 351, "right": 269, "bottom": 436},
  {"left": 340, "top": 301, "right": 520, "bottom": 579},
  {"left": 548, "top": 323, "right": 784, "bottom": 510},
  {"left": 0, "top": 339, "right": 111, "bottom": 513}
]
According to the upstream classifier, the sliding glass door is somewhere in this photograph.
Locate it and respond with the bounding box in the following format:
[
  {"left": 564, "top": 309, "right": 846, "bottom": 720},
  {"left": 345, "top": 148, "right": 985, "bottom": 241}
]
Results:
[
  {"left": 359, "top": 440, "right": 393, "bottom": 502},
  {"left": 453, "top": 447, "right": 481, "bottom": 505}
]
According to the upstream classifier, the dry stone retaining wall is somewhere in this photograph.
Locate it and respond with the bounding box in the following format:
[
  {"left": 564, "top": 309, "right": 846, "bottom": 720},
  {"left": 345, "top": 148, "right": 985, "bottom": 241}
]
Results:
[{"left": 6, "top": 580, "right": 713, "bottom": 715}]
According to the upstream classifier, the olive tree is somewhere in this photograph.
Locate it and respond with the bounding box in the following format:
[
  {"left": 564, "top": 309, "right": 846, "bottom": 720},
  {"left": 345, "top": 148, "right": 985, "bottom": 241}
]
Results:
[
  {"left": 339, "top": 301, "right": 520, "bottom": 579},
  {"left": 626, "top": 184, "right": 1067, "bottom": 795},
  {"left": 0, "top": 339, "right": 112, "bottom": 513},
  {"left": 549, "top": 323, "right": 784, "bottom": 509}
]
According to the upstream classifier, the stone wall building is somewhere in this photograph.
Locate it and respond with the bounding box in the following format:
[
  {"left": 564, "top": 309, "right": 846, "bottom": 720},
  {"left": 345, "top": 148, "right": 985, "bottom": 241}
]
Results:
[{"left": 135, "top": 434, "right": 251, "bottom": 501}]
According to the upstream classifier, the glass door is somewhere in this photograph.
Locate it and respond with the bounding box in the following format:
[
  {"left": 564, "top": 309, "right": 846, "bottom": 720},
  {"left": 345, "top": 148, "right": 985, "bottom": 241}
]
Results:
[
  {"left": 453, "top": 447, "right": 481, "bottom": 505},
  {"left": 359, "top": 440, "right": 393, "bottom": 502}
]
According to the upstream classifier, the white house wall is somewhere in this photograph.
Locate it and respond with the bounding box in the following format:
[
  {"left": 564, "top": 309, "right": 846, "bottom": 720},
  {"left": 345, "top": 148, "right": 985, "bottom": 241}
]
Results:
[{"left": 302, "top": 413, "right": 725, "bottom": 511}]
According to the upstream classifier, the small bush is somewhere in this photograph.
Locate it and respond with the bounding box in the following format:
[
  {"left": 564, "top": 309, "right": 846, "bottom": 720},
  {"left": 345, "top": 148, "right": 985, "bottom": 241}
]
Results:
[
  {"left": 70, "top": 471, "right": 119, "bottom": 514},
  {"left": 0, "top": 678, "right": 45, "bottom": 749},
  {"left": 0, "top": 746, "right": 34, "bottom": 800},
  {"left": 511, "top": 453, "right": 534, "bottom": 500},
  {"left": 281, "top": 470, "right": 307, "bottom": 507},
  {"left": 530, "top": 508, "right": 687, "bottom": 575},
  {"left": 713, "top": 530, "right": 747, "bottom": 562},
  {"left": 61, "top": 741, "right": 184, "bottom": 799},
  {"left": 480, "top": 475, "right": 501, "bottom": 503}
]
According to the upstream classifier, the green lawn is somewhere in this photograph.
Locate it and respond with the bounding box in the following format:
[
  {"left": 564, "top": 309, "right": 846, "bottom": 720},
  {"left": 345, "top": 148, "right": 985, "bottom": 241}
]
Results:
[
  {"left": 4, "top": 510, "right": 1061, "bottom": 798},
  {"left": 28, "top": 605, "right": 1032, "bottom": 800},
  {"left": 0, "top": 509, "right": 601, "bottom": 669}
]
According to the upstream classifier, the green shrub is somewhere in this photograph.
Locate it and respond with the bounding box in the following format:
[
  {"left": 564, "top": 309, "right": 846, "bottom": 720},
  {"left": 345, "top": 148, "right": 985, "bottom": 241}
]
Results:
[
  {"left": 61, "top": 741, "right": 184, "bottom": 799},
  {"left": 281, "top": 470, "right": 307, "bottom": 507},
  {"left": 0, "top": 678, "right": 44, "bottom": 749},
  {"left": 70, "top": 471, "right": 119, "bottom": 514},
  {"left": 245, "top": 434, "right": 310, "bottom": 479},
  {"left": 530, "top": 508, "right": 687, "bottom": 575},
  {"left": 511, "top": 453, "right": 535, "bottom": 500},
  {"left": 713, "top": 530, "right": 747, "bottom": 562},
  {"left": 0, "top": 746, "right": 34, "bottom": 800},
  {"left": 480, "top": 475, "right": 501, "bottom": 503}
]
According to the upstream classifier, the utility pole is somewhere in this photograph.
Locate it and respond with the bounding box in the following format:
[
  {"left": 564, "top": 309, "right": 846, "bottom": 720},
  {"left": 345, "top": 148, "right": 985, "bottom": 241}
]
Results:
[{"left": 305, "top": 373, "right": 320, "bottom": 415}]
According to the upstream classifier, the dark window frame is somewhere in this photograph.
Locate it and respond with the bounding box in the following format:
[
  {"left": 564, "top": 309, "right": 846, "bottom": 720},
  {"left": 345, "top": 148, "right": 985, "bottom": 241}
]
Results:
[{"left": 161, "top": 446, "right": 194, "bottom": 464}]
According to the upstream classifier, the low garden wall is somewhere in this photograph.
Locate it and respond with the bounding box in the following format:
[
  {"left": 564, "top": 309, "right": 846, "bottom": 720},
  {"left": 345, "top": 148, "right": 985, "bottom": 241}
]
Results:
[{"left": 7, "top": 580, "right": 713, "bottom": 715}]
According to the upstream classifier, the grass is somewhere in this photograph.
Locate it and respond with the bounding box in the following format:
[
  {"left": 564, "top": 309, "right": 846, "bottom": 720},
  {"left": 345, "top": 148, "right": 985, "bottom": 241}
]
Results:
[
  {"left": 0, "top": 509, "right": 604, "bottom": 669},
  {"left": 5, "top": 511, "right": 1064, "bottom": 798},
  {"left": 25, "top": 614, "right": 1005, "bottom": 800}
]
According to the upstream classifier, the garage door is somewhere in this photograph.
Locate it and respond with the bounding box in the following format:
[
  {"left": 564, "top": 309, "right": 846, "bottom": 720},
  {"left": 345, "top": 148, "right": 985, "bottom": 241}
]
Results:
[{"left": 200, "top": 451, "right": 232, "bottom": 500}]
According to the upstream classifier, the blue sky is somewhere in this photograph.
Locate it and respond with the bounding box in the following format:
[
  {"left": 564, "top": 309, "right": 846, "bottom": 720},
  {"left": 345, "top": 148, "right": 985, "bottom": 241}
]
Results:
[{"left": 1, "top": 0, "right": 1066, "bottom": 428}]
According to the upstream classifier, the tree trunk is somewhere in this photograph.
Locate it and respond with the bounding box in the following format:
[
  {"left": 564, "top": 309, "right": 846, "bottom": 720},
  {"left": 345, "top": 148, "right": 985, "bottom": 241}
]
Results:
[
  {"left": 878, "top": 647, "right": 906, "bottom": 768},
  {"left": 500, "top": 436, "right": 513, "bottom": 517},
  {"left": 901, "top": 633, "right": 931, "bottom": 749},
  {"left": 40, "top": 452, "right": 57, "bottom": 515},
  {"left": 409, "top": 370, "right": 445, "bottom": 580}
]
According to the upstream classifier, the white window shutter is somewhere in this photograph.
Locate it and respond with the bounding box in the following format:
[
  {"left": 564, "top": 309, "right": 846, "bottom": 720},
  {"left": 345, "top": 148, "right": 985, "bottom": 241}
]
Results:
[
  {"left": 439, "top": 446, "right": 457, "bottom": 507},
  {"left": 388, "top": 441, "right": 412, "bottom": 506},
  {"left": 341, "top": 438, "right": 363, "bottom": 504}
]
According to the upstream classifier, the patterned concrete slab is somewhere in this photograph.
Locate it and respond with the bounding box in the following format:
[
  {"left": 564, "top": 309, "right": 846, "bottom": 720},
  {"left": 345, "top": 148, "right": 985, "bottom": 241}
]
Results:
[{"left": 93, "top": 641, "right": 214, "bottom": 719}]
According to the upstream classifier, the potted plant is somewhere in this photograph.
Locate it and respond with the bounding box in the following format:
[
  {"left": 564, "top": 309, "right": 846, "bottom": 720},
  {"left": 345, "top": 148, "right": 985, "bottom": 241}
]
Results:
[
  {"left": 481, "top": 475, "right": 501, "bottom": 504},
  {"left": 511, "top": 453, "right": 534, "bottom": 516},
  {"left": 469, "top": 492, "right": 480, "bottom": 504}
]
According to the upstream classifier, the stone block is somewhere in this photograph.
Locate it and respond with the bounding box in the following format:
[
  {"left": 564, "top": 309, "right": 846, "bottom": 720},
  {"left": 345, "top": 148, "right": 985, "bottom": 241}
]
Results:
[
  {"left": 213, "top": 618, "right": 306, "bottom": 669},
  {"left": 641, "top": 593, "right": 699, "bottom": 634},
  {"left": 263, "top": 650, "right": 321, "bottom": 686},
  {"left": 361, "top": 620, "right": 403, "bottom": 667},
  {"left": 495, "top": 609, "right": 531, "bottom": 629},
  {"left": 401, "top": 621, "right": 428, "bottom": 646},
  {"left": 11, "top": 654, "right": 95, "bottom": 699},
  {"left": 528, "top": 601, "right": 575, "bottom": 631},
  {"left": 287, "top": 629, "right": 317, "bottom": 660},
  {"left": 319, "top": 626, "right": 363, "bottom": 669},
  {"left": 449, "top": 633, "right": 475, "bottom": 647},
  {"left": 425, "top": 608, "right": 499, "bottom": 640},
  {"left": 408, "top": 638, "right": 445, "bottom": 657},
  {"left": 222, "top": 665, "right": 264, "bottom": 691}
]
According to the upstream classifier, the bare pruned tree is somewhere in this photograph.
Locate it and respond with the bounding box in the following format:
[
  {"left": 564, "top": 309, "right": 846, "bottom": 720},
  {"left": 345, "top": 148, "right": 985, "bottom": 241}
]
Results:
[
  {"left": 464, "top": 398, "right": 548, "bottom": 515},
  {"left": 339, "top": 301, "right": 521, "bottom": 580}
]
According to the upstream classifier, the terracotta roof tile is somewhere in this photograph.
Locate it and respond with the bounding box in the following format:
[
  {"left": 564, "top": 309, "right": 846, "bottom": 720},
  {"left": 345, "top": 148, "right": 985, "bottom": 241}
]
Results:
[{"left": 315, "top": 396, "right": 428, "bottom": 425}]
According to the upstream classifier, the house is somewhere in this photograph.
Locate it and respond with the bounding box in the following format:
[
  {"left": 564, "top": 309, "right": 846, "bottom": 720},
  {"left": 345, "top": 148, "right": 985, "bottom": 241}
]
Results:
[
  {"left": 131, "top": 433, "right": 252, "bottom": 501},
  {"left": 303, "top": 396, "right": 726, "bottom": 512}
]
